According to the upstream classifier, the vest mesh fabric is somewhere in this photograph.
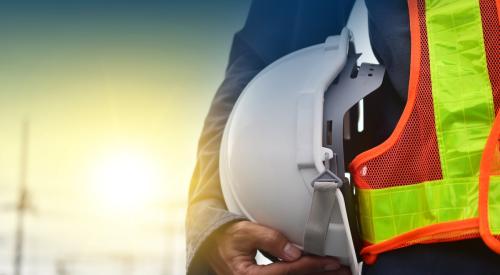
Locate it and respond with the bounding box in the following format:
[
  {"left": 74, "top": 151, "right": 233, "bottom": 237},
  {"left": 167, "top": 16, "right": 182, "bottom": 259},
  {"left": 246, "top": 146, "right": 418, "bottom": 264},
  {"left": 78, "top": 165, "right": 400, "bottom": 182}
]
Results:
[{"left": 353, "top": 0, "right": 442, "bottom": 190}]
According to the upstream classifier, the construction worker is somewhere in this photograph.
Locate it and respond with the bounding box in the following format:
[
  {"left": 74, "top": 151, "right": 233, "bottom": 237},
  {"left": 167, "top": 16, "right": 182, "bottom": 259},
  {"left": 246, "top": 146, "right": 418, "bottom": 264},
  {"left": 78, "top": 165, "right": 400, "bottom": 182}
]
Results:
[{"left": 186, "top": 0, "right": 500, "bottom": 274}]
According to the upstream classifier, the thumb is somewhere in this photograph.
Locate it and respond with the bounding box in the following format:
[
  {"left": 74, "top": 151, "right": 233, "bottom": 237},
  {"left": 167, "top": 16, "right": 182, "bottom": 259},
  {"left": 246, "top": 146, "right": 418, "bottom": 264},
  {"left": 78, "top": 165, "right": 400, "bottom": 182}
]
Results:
[{"left": 247, "top": 222, "right": 302, "bottom": 262}]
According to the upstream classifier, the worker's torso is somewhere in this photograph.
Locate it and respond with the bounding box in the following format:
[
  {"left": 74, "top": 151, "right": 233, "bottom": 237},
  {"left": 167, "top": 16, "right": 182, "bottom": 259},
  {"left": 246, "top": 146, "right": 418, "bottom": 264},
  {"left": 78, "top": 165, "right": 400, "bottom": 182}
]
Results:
[{"left": 354, "top": 0, "right": 500, "bottom": 272}]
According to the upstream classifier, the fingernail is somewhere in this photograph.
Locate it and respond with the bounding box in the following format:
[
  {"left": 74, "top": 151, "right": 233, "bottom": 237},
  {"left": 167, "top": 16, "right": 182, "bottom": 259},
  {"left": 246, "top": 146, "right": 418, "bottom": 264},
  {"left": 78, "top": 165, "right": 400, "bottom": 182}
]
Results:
[
  {"left": 283, "top": 243, "right": 301, "bottom": 260},
  {"left": 324, "top": 263, "right": 341, "bottom": 271}
]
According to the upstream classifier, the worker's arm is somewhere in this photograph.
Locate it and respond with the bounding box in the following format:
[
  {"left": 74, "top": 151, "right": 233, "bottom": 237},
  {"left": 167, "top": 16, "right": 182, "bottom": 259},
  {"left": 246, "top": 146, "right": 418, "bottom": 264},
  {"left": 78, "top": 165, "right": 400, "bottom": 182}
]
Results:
[
  {"left": 186, "top": 1, "right": 355, "bottom": 274},
  {"left": 185, "top": 28, "right": 265, "bottom": 274}
]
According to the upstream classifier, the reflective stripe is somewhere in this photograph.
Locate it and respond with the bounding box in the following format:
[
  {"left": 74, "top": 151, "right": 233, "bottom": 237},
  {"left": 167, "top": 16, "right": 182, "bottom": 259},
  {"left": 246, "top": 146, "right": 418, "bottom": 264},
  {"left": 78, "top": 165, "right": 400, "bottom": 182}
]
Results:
[
  {"left": 427, "top": 0, "right": 495, "bottom": 178},
  {"left": 490, "top": 176, "right": 500, "bottom": 234},
  {"left": 357, "top": 177, "right": 479, "bottom": 243}
]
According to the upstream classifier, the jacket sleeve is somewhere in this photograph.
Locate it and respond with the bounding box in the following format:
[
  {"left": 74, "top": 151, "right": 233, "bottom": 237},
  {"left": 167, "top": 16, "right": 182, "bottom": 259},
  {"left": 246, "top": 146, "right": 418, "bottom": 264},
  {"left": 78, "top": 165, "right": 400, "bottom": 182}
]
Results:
[
  {"left": 185, "top": 1, "right": 355, "bottom": 273},
  {"left": 185, "top": 30, "right": 265, "bottom": 274}
]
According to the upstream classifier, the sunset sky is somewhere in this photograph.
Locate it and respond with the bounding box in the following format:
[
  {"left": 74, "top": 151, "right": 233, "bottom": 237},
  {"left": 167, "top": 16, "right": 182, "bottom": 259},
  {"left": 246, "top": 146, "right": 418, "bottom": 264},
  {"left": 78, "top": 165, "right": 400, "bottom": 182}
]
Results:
[{"left": 0, "top": 1, "right": 250, "bottom": 274}]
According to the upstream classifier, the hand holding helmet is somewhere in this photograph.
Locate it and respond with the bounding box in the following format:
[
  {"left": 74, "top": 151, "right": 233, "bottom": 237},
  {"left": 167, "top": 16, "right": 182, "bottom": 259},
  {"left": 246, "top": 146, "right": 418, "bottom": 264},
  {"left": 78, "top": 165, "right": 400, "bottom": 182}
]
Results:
[{"left": 206, "top": 221, "right": 350, "bottom": 275}]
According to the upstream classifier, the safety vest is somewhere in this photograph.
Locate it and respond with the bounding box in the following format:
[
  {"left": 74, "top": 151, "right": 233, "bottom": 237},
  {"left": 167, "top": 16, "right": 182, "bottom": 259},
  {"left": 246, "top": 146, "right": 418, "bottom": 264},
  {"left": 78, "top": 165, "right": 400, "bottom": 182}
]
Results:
[{"left": 349, "top": 0, "right": 500, "bottom": 264}]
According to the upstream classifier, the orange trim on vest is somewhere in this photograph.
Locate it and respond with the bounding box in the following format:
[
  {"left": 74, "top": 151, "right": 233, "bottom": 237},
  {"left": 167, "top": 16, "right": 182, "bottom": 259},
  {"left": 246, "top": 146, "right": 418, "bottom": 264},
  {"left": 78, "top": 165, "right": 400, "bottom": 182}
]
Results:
[
  {"left": 479, "top": 111, "right": 500, "bottom": 253},
  {"left": 361, "top": 218, "right": 480, "bottom": 264},
  {"left": 497, "top": 0, "right": 500, "bottom": 23}
]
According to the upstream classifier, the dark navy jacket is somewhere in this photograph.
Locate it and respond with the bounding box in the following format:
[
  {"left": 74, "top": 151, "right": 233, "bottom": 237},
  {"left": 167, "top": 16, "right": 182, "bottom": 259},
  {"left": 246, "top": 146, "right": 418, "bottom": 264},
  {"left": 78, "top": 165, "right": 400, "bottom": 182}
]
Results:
[{"left": 186, "top": 1, "right": 500, "bottom": 274}]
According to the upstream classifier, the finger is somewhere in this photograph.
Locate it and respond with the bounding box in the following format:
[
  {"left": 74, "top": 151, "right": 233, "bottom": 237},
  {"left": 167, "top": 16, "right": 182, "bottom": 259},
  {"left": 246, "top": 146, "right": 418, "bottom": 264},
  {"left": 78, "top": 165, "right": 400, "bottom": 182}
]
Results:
[
  {"left": 244, "top": 222, "right": 302, "bottom": 261},
  {"left": 249, "top": 255, "right": 342, "bottom": 275}
]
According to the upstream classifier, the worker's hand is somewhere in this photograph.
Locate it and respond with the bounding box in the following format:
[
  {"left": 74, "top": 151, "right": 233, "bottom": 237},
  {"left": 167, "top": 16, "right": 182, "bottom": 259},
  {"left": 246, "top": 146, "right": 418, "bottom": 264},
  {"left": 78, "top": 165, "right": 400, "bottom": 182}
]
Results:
[{"left": 206, "top": 220, "right": 350, "bottom": 275}]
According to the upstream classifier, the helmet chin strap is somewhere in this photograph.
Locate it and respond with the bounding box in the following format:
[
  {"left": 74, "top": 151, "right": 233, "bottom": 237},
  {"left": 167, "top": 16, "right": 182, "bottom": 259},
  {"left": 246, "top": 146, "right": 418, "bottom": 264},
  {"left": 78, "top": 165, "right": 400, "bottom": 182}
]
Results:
[
  {"left": 304, "top": 153, "right": 343, "bottom": 256},
  {"left": 303, "top": 45, "right": 385, "bottom": 268}
]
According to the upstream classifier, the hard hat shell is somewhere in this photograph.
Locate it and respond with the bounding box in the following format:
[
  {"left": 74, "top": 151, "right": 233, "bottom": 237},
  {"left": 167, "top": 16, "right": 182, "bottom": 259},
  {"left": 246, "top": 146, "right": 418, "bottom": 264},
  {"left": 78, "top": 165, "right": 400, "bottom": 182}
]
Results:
[{"left": 220, "top": 28, "right": 359, "bottom": 273}]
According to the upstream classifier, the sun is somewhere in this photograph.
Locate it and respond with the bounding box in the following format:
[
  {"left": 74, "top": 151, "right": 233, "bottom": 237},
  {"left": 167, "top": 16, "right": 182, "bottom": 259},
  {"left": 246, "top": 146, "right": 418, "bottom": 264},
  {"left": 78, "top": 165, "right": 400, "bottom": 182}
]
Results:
[{"left": 90, "top": 148, "right": 162, "bottom": 212}]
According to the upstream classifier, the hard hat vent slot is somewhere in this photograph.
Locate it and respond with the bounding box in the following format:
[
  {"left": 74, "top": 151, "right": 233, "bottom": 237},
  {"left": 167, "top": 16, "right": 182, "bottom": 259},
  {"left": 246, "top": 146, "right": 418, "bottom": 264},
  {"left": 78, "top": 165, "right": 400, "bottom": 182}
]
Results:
[
  {"left": 326, "top": 120, "right": 333, "bottom": 145},
  {"left": 350, "top": 65, "right": 359, "bottom": 79}
]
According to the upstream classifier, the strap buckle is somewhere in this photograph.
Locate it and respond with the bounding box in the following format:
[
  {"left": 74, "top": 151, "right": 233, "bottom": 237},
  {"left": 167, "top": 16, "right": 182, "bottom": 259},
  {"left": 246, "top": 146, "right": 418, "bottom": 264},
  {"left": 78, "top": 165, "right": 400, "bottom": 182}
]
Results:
[{"left": 311, "top": 153, "right": 343, "bottom": 190}]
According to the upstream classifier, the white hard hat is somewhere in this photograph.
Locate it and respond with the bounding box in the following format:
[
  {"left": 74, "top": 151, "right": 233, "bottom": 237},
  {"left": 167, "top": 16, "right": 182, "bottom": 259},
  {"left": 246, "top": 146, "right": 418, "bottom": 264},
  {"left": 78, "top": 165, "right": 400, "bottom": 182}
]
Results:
[{"left": 219, "top": 28, "right": 384, "bottom": 275}]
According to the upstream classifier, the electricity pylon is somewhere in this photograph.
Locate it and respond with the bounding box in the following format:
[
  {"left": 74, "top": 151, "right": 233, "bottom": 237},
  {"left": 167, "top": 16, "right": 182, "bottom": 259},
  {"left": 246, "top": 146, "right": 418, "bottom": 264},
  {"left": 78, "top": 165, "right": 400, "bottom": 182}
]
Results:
[{"left": 13, "top": 120, "right": 32, "bottom": 275}]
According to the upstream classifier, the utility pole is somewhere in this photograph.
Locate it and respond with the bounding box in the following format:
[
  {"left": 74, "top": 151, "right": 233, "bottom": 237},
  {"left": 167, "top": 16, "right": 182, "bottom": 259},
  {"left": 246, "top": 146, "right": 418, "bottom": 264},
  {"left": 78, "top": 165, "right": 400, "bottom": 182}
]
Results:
[
  {"left": 55, "top": 258, "right": 69, "bottom": 275},
  {"left": 13, "top": 120, "right": 30, "bottom": 275}
]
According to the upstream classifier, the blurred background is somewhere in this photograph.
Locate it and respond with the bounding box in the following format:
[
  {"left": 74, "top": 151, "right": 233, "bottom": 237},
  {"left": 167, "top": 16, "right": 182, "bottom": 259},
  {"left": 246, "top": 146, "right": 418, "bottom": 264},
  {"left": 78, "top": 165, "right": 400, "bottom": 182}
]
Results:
[
  {"left": 0, "top": 0, "right": 374, "bottom": 274},
  {"left": 0, "top": 1, "right": 250, "bottom": 274}
]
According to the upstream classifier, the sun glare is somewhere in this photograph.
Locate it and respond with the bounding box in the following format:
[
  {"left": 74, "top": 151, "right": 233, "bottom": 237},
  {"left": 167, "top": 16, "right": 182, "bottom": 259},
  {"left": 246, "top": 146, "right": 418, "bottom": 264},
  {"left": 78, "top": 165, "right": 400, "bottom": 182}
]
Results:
[{"left": 90, "top": 149, "right": 162, "bottom": 212}]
